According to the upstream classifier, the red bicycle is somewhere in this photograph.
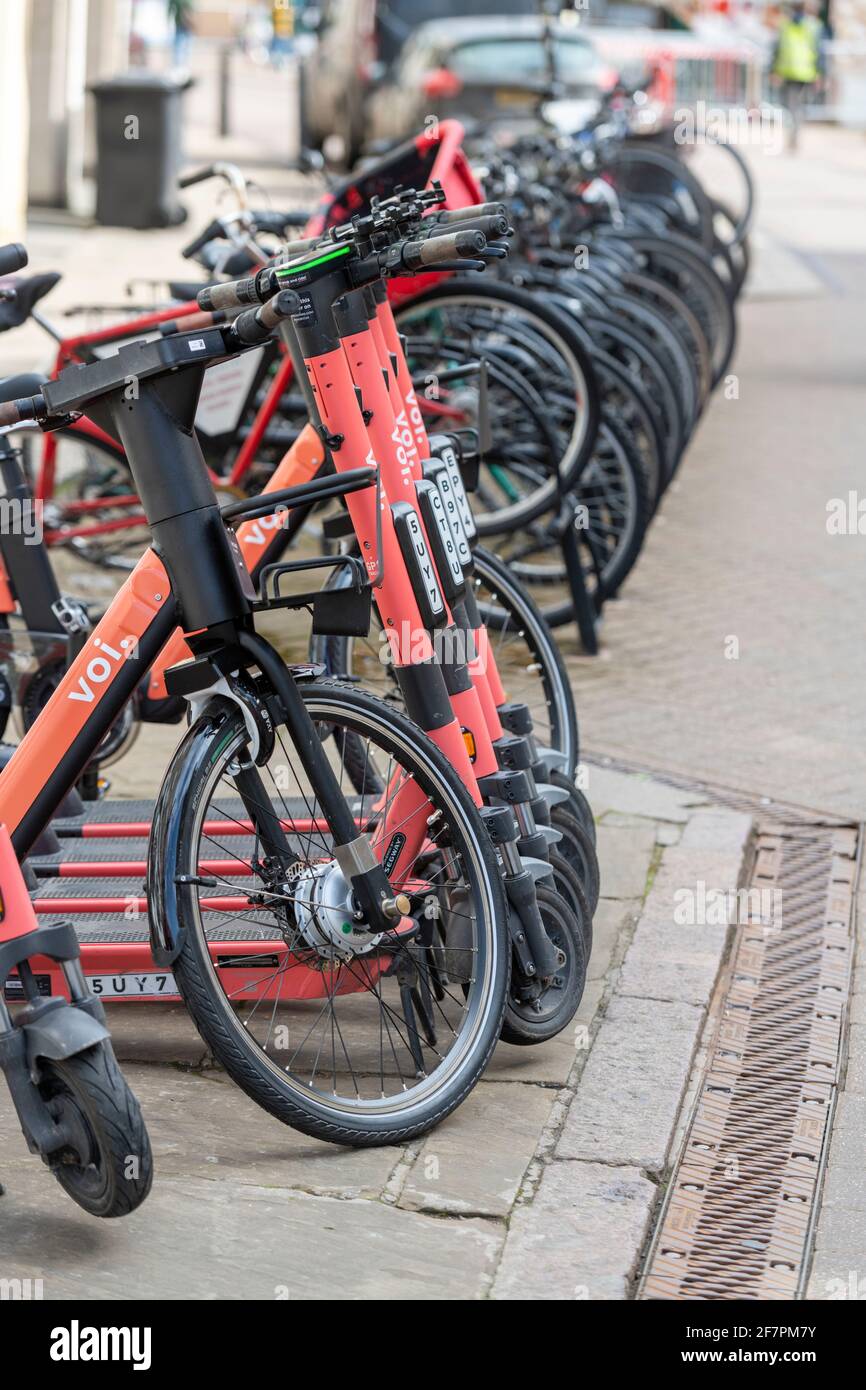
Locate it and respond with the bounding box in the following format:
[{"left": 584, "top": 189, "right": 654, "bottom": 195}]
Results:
[{"left": 1, "top": 124, "right": 594, "bottom": 569}]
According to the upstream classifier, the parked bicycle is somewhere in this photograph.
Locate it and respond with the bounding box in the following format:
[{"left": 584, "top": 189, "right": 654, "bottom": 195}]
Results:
[{"left": 0, "top": 201, "right": 592, "bottom": 1142}]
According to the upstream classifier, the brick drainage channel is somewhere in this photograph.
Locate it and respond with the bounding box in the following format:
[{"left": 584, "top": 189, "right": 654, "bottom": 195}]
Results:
[{"left": 637, "top": 820, "right": 860, "bottom": 1300}]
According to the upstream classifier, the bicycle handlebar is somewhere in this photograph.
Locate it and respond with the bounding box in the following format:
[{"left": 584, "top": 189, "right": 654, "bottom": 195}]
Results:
[
  {"left": 182, "top": 218, "right": 231, "bottom": 262},
  {"left": 179, "top": 164, "right": 219, "bottom": 189},
  {"left": 200, "top": 199, "right": 497, "bottom": 312},
  {"left": 178, "top": 161, "right": 248, "bottom": 202},
  {"left": 0, "top": 243, "right": 28, "bottom": 277},
  {"left": 159, "top": 308, "right": 225, "bottom": 336},
  {"left": 252, "top": 209, "right": 311, "bottom": 235}
]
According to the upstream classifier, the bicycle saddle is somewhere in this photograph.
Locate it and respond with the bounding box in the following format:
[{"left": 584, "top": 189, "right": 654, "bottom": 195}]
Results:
[
  {"left": 0, "top": 371, "right": 48, "bottom": 403},
  {"left": 0, "top": 272, "right": 61, "bottom": 332}
]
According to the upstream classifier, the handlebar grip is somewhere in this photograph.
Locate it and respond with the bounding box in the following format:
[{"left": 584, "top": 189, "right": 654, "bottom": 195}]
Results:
[
  {"left": 280, "top": 235, "right": 321, "bottom": 259},
  {"left": 178, "top": 165, "right": 217, "bottom": 189},
  {"left": 159, "top": 309, "right": 225, "bottom": 336},
  {"left": 410, "top": 229, "right": 486, "bottom": 269},
  {"left": 0, "top": 243, "right": 28, "bottom": 277},
  {"left": 0, "top": 394, "right": 43, "bottom": 428},
  {"left": 252, "top": 209, "right": 311, "bottom": 235},
  {"left": 257, "top": 289, "right": 299, "bottom": 331},
  {"left": 232, "top": 289, "right": 299, "bottom": 345},
  {"left": 426, "top": 213, "right": 509, "bottom": 242},
  {"left": 197, "top": 272, "right": 269, "bottom": 312},
  {"left": 435, "top": 204, "right": 507, "bottom": 227},
  {"left": 181, "top": 218, "right": 226, "bottom": 261}
]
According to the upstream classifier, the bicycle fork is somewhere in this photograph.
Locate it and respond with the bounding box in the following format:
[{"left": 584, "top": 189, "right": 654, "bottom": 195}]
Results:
[
  {"left": 292, "top": 294, "right": 562, "bottom": 982},
  {"left": 335, "top": 287, "right": 569, "bottom": 857}
]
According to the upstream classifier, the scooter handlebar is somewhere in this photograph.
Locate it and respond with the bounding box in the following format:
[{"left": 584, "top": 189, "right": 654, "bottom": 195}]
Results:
[
  {"left": 404, "top": 229, "right": 486, "bottom": 269},
  {"left": 229, "top": 289, "right": 300, "bottom": 346}
]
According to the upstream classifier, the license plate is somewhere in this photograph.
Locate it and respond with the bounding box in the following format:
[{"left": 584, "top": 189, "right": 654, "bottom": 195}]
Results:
[{"left": 87, "top": 972, "right": 178, "bottom": 999}]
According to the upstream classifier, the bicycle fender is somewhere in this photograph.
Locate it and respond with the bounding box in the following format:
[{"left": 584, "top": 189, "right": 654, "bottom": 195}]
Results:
[
  {"left": 148, "top": 699, "right": 243, "bottom": 967},
  {"left": 534, "top": 780, "right": 571, "bottom": 808},
  {"left": 24, "top": 1004, "right": 109, "bottom": 1078},
  {"left": 533, "top": 746, "right": 570, "bottom": 776}
]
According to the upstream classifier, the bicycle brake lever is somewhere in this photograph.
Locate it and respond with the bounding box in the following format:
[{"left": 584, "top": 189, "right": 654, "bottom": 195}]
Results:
[{"left": 417, "top": 259, "right": 487, "bottom": 274}]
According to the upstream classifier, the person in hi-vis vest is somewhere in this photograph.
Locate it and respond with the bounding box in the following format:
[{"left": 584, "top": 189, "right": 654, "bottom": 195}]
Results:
[{"left": 771, "top": 2, "right": 824, "bottom": 150}]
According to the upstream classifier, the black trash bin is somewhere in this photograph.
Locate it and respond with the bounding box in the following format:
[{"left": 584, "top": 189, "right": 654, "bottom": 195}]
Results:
[{"left": 90, "top": 71, "right": 193, "bottom": 229}]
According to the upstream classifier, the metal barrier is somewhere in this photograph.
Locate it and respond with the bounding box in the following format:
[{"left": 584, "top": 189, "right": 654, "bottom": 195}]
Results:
[
  {"left": 589, "top": 27, "right": 766, "bottom": 113},
  {"left": 590, "top": 25, "right": 866, "bottom": 129}
]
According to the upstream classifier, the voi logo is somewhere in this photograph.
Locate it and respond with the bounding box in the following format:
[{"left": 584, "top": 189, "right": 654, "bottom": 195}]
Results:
[{"left": 67, "top": 636, "right": 138, "bottom": 704}]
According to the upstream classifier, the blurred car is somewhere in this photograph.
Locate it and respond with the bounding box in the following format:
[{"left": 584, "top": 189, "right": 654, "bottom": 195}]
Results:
[
  {"left": 297, "top": 0, "right": 542, "bottom": 164},
  {"left": 366, "top": 17, "right": 617, "bottom": 146}
]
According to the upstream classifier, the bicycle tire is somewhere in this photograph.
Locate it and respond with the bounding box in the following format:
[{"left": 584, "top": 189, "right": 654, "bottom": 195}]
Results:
[{"left": 148, "top": 681, "right": 510, "bottom": 1146}]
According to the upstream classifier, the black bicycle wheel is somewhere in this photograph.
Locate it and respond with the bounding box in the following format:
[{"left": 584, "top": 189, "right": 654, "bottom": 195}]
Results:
[
  {"left": 491, "top": 412, "right": 650, "bottom": 625},
  {"left": 313, "top": 545, "right": 581, "bottom": 776},
  {"left": 148, "top": 680, "right": 509, "bottom": 1146},
  {"left": 397, "top": 278, "right": 601, "bottom": 532}
]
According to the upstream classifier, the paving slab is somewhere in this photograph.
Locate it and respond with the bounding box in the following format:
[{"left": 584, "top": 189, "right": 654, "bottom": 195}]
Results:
[
  {"left": 486, "top": 1035, "right": 581, "bottom": 1087},
  {"left": 491, "top": 1161, "right": 657, "bottom": 1300},
  {"left": 587, "top": 898, "right": 642, "bottom": 982},
  {"left": 810, "top": 1095, "right": 866, "bottom": 1223},
  {"left": 0, "top": 1172, "right": 502, "bottom": 1301},
  {"left": 556, "top": 995, "right": 705, "bottom": 1172},
  {"left": 595, "top": 824, "right": 658, "bottom": 900},
  {"left": 806, "top": 1254, "right": 866, "bottom": 1301},
  {"left": 843, "top": 1024, "right": 866, "bottom": 1095},
  {"left": 102, "top": 1003, "right": 211, "bottom": 1066},
  {"left": 678, "top": 809, "right": 753, "bottom": 859},
  {"left": 617, "top": 918, "right": 730, "bottom": 1007},
  {"left": 123, "top": 1064, "right": 401, "bottom": 1198},
  {"left": 587, "top": 765, "right": 708, "bottom": 824},
  {"left": 399, "top": 1082, "right": 557, "bottom": 1217},
  {"left": 647, "top": 847, "right": 752, "bottom": 902}
]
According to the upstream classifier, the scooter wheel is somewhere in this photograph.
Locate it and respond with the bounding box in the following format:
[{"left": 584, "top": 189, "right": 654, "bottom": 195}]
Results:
[
  {"left": 549, "top": 768, "right": 596, "bottom": 846},
  {"left": 501, "top": 884, "right": 587, "bottom": 1046},
  {"left": 550, "top": 848, "right": 593, "bottom": 956},
  {"left": 550, "top": 805, "right": 600, "bottom": 915},
  {"left": 39, "top": 1042, "right": 153, "bottom": 1218}
]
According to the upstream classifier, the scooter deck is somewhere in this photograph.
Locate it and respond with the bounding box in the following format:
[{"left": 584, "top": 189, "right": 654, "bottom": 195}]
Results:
[{"left": 18, "top": 795, "right": 341, "bottom": 1003}]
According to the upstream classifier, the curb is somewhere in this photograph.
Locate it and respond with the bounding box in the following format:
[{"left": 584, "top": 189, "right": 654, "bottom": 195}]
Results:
[{"left": 491, "top": 805, "right": 755, "bottom": 1300}]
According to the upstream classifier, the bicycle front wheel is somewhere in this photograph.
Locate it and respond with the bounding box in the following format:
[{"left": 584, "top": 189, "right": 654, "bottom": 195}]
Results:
[{"left": 148, "top": 680, "right": 509, "bottom": 1146}]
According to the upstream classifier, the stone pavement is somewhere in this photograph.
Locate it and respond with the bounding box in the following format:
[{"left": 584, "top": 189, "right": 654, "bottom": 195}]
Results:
[
  {"left": 1, "top": 94, "right": 864, "bottom": 1299},
  {"left": 807, "top": 865, "right": 866, "bottom": 1301},
  {"left": 565, "top": 124, "right": 866, "bottom": 823},
  {"left": 0, "top": 767, "right": 753, "bottom": 1300}
]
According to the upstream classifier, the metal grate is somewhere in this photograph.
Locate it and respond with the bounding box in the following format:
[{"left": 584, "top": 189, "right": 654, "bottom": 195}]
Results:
[{"left": 639, "top": 823, "right": 858, "bottom": 1300}]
